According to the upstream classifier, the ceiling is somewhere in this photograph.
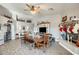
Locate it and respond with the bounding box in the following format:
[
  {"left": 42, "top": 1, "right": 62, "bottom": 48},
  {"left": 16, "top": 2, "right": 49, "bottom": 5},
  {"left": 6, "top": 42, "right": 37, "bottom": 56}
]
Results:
[
  {"left": 0, "top": 5, "right": 12, "bottom": 17},
  {"left": 0, "top": 3, "right": 79, "bottom": 17}
]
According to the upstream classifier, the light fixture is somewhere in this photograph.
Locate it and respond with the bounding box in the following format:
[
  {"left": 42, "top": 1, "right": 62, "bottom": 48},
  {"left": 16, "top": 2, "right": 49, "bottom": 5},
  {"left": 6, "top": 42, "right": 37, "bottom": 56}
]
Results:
[
  {"left": 30, "top": 6, "right": 39, "bottom": 14},
  {"left": 25, "top": 4, "right": 40, "bottom": 14},
  {"left": 30, "top": 10, "right": 37, "bottom": 14},
  {"left": 30, "top": 7, "right": 37, "bottom": 14}
]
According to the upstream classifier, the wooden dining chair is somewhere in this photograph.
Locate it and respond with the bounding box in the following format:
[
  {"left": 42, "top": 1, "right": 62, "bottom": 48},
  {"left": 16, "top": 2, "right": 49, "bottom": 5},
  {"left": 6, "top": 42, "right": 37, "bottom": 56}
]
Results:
[
  {"left": 24, "top": 32, "right": 34, "bottom": 43},
  {"left": 34, "top": 36, "right": 44, "bottom": 48},
  {"left": 43, "top": 33, "right": 49, "bottom": 48}
]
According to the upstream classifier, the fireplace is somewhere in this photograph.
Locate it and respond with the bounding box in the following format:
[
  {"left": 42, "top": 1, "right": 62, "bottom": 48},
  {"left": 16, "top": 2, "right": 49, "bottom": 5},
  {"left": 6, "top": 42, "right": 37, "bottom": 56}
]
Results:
[{"left": 39, "top": 27, "right": 46, "bottom": 34}]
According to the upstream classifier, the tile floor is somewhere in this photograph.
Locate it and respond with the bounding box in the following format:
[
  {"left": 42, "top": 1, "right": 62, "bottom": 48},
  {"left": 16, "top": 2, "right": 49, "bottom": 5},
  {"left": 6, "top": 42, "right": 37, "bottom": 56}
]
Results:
[{"left": 0, "top": 39, "right": 72, "bottom": 55}]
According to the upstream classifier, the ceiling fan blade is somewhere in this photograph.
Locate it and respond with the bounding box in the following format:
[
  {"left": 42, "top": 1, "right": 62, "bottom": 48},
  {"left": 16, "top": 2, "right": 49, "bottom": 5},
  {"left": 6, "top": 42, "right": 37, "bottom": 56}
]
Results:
[
  {"left": 26, "top": 4, "right": 32, "bottom": 8},
  {"left": 48, "top": 8, "right": 54, "bottom": 10},
  {"left": 24, "top": 9, "right": 29, "bottom": 11},
  {"left": 37, "top": 6, "right": 40, "bottom": 9}
]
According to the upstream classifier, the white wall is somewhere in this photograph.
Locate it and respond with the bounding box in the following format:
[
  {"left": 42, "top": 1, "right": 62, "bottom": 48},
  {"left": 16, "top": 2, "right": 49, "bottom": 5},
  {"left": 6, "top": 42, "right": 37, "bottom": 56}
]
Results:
[
  {"left": 0, "top": 15, "right": 9, "bottom": 45},
  {"left": 0, "top": 5, "right": 12, "bottom": 17},
  {"left": 0, "top": 15, "right": 9, "bottom": 35},
  {"left": 50, "top": 15, "right": 61, "bottom": 40}
]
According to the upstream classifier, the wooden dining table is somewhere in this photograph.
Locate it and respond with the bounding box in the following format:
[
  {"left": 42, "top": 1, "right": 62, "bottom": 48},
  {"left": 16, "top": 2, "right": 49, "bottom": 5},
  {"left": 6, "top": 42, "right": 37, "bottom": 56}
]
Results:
[
  {"left": 34, "top": 35, "right": 44, "bottom": 48},
  {"left": 34, "top": 36, "right": 44, "bottom": 43}
]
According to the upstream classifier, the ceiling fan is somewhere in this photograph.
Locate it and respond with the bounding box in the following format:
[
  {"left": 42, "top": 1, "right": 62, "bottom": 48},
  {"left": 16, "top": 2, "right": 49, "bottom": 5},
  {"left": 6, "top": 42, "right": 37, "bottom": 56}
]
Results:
[
  {"left": 24, "top": 4, "right": 54, "bottom": 14},
  {"left": 24, "top": 4, "right": 40, "bottom": 14}
]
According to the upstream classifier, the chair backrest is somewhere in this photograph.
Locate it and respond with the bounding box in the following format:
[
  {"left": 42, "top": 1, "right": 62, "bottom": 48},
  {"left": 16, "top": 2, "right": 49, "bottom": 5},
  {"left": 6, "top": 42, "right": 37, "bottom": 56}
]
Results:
[
  {"left": 24, "top": 32, "right": 29, "bottom": 39},
  {"left": 43, "top": 33, "right": 49, "bottom": 44}
]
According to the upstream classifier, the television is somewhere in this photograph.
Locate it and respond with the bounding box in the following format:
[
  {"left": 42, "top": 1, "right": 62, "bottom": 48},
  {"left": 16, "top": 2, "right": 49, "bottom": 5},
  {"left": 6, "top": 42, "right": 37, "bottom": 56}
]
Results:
[{"left": 39, "top": 27, "right": 46, "bottom": 33}]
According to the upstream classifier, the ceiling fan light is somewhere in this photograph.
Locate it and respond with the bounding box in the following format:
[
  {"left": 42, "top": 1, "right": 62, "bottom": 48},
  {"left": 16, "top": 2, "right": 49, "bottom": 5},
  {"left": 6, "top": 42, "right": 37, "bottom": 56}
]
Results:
[
  {"left": 34, "top": 7, "right": 37, "bottom": 10},
  {"left": 30, "top": 10, "right": 36, "bottom": 14}
]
